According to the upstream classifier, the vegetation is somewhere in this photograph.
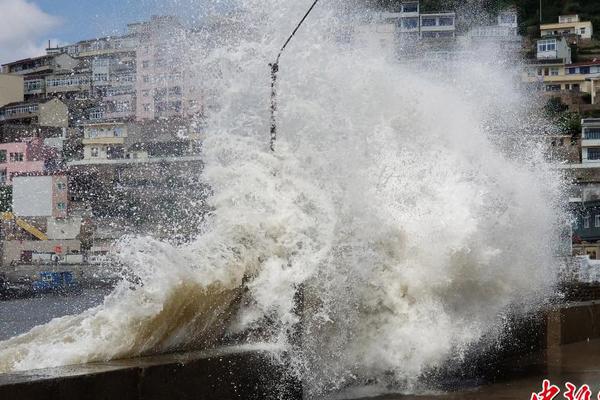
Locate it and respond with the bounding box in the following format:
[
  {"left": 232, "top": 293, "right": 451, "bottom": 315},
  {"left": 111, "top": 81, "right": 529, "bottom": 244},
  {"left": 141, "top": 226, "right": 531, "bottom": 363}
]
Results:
[{"left": 544, "top": 97, "right": 581, "bottom": 137}]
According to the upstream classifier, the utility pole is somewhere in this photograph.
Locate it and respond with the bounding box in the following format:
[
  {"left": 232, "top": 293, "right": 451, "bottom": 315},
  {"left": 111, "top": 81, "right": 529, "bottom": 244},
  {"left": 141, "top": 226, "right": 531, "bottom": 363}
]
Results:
[{"left": 269, "top": 0, "right": 321, "bottom": 151}]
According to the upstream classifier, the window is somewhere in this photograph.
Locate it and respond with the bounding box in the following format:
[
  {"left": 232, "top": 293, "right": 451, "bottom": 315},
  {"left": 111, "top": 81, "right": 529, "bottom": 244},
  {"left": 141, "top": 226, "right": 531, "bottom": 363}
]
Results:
[
  {"left": 581, "top": 28, "right": 586, "bottom": 35},
  {"left": 143, "top": 104, "right": 151, "bottom": 112},
  {"left": 114, "top": 127, "right": 124, "bottom": 137},
  {"left": 580, "top": 67, "right": 590, "bottom": 74},
  {"left": 438, "top": 17, "right": 454, "bottom": 26},
  {"left": 142, "top": 61, "right": 150, "bottom": 68},
  {"left": 91, "top": 147, "right": 99, "bottom": 158},
  {"left": 537, "top": 39, "right": 556, "bottom": 52},
  {"left": 550, "top": 67, "right": 559, "bottom": 76},
  {"left": 421, "top": 18, "right": 436, "bottom": 26},
  {"left": 9, "top": 153, "right": 23, "bottom": 162},
  {"left": 0, "top": 150, "right": 6, "bottom": 163},
  {"left": 588, "top": 147, "right": 600, "bottom": 160},
  {"left": 57, "top": 202, "right": 66, "bottom": 211},
  {"left": 500, "top": 14, "right": 516, "bottom": 24},
  {"left": 595, "top": 215, "right": 600, "bottom": 228},
  {"left": 143, "top": 75, "right": 150, "bottom": 83},
  {"left": 401, "top": 17, "right": 418, "bottom": 29},
  {"left": 56, "top": 182, "right": 66, "bottom": 190},
  {"left": 402, "top": 2, "right": 418, "bottom": 13},
  {"left": 545, "top": 84, "right": 561, "bottom": 92},
  {"left": 585, "top": 128, "right": 600, "bottom": 140},
  {"left": 567, "top": 67, "right": 577, "bottom": 74},
  {"left": 584, "top": 215, "right": 591, "bottom": 229},
  {"left": 142, "top": 90, "right": 150, "bottom": 97},
  {"left": 169, "top": 86, "right": 182, "bottom": 96}
]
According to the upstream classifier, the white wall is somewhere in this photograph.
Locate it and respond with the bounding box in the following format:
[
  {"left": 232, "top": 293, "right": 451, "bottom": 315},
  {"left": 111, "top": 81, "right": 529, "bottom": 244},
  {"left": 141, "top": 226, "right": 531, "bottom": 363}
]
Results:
[
  {"left": 46, "top": 217, "right": 82, "bottom": 240},
  {"left": 13, "top": 176, "right": 53, "bottom": 217}
]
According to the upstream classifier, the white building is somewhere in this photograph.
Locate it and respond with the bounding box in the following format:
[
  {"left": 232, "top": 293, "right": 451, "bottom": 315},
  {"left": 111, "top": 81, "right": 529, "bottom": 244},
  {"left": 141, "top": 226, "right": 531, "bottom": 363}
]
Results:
[
  {"left": 582, "top": 119, "right": 600, "bottom": 164},
  {"left": 536, "top": 36, "right": 572, "bottom": 64},
  {"left": 419, "top": 12, "right": 456, "bottom": 39},
  {"left": 469, "top": 9, "right": 519, "bottom": 42}
]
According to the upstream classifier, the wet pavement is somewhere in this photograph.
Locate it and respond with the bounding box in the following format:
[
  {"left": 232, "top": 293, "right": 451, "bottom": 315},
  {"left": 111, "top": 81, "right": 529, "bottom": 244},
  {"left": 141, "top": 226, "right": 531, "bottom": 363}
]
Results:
[
  {"left": 0, "top": 289, "right": 110, "bottom": 340},
  {"left": 351, "top": 340, "right": 600, "bottom": 399}
]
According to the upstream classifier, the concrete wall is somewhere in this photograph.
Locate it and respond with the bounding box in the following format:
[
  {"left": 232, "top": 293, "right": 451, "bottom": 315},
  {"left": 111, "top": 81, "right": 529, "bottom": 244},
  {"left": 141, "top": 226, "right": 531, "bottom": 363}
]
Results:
[
  {"left": 13, "top": 176, "right": 53, "bottom": 217},
  {"left": 47, "top": 217, "right": 81, "bottom": 240},
  {"left": 0, "top": 74, "right": 24, "bottom": 108},
  {"left": 0, "top": 348, "right": 301, "bottom": 400},
  {"left": 38, "top": 99, "right": 69, "bottom": 128},
  {"left": 547, "top": 301, "right": 600, "bottom": 348},
  {"left": 2, "top": 240, "right": 81, "bottom": 265}
]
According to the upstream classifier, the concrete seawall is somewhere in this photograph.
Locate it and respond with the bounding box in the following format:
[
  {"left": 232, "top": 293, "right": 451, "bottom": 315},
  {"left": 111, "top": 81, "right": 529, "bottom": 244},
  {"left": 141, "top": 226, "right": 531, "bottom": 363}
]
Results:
[
  {"left": 0, "top": 345, "right": 302, "bottom": 400},
  {"left": 2, "top": 301, "right": 600, "bottom": 400}
]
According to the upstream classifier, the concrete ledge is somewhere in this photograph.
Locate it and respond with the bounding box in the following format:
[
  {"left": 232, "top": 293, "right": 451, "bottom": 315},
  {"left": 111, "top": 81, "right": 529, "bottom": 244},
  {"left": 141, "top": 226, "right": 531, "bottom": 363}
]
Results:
[
  {"left": 547, "top": 300, "right": 600, "bottom": 347},
  {"left": 0, "top": 345, "right": 302, "bottom": 400}
]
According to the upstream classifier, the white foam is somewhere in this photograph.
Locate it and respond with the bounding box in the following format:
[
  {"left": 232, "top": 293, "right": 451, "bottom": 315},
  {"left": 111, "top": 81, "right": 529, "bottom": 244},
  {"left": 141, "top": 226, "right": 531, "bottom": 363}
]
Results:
[{"left": 0, "top": 0, "right": 566, "bottom": 396}]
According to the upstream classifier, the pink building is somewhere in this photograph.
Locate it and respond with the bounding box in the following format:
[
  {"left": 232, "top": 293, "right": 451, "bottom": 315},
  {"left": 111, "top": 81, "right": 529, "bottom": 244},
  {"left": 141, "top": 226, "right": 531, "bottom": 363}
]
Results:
[{"left": 0, "top": 138, "right": 58, "bottom": 185}]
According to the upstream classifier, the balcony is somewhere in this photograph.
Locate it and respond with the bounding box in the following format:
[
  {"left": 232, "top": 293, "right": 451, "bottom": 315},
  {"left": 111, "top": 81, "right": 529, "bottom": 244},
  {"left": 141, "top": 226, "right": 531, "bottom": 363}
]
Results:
[
  {"left": 582, "top": 139, "right": 600, "bottom": 147},
  {"left": 67, "top": 155, "right": 203, "bottom": 167},
  {"left": 82, "top": 137, "right": 125, "bottom": 145}
]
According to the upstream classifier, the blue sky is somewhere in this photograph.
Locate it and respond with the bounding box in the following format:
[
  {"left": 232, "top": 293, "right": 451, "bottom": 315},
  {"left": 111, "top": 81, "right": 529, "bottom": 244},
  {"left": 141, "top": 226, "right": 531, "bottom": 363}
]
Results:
[
  {"left": 0, "top": 0, "right": 232, "bottom": 64},
  {"left": 35, "top": 0, "right": 220, "bottom": 43}
]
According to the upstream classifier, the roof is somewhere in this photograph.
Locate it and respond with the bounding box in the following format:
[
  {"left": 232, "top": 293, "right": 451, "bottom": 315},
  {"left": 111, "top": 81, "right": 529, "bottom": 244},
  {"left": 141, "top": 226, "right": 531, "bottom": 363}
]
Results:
[
  {"left": 1, "top": 54, "right": 52, "bottom": 67},
  {"left": 0, "top": 100, "right": 40, "bottom": 109},
  {"left": 569, "top": 60, "right": 600, "bottom": 68},
  {"left": 541, "top": 21, "right": 592, "bottom": 29}
]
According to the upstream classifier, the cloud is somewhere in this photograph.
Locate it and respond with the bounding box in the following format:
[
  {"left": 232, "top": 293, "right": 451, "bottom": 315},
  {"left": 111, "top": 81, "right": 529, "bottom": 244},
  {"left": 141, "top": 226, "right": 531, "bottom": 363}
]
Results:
[{"left": 0, "top": 0, "right": 62, "bottom": 65}]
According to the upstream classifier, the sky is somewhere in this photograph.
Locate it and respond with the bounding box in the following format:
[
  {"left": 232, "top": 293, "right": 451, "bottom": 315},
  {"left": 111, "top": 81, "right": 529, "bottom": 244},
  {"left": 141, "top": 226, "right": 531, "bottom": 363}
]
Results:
[{"left": 0, "top": 0, "right": 231, "bottom": 64}]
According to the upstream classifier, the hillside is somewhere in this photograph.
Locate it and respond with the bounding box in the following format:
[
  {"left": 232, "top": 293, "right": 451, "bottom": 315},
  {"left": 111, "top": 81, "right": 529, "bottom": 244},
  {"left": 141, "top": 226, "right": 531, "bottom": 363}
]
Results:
[{"left": 373, "top": 0, "right": 600, "bottom": 38}]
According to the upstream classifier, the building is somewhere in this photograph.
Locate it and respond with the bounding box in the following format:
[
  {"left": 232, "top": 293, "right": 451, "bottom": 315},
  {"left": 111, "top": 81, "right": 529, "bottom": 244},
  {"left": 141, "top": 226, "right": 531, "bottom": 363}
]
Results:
[
  {"left": 582, "top": 118, "right": 600, "bottom": 164},
  {"left": 12, "top": 174, "right": 69, "bottom": 219},
  {"left": 541, "top": 15, "right": 593, "bottom": 40},
  {"left": 134, "top": 16, "right": 188, "bottom": 121},
  {"left": 357, "top": 0, "right": 456, "bottom": 53},
  {"left": 0, "top": 98, "right": 69, "bottom": 127},
  {"left": 70, "top": 120, "right": 201, "bottom": 166},
  {"left": 1, "top": 54, "right": 78, "bottom": 76},
  {"left": 0, "top": 75, "right": 24, "bottom": 108},
  {"left": 419, "top": 12, "right": 456, "bottom": 39},
  {"left": 468, "top": 8, "right": 519, "bottom": 43},
  {"left": 0, "top": 137, "right": 59, "bottom": 185},
  {"left": 536, "top": 36, "right": 572, "bottom": 63}
]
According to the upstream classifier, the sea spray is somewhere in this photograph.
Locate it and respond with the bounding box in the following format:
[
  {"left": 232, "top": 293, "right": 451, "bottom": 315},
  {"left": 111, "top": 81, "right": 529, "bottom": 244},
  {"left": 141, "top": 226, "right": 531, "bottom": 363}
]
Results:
[{"left": 0, "top": 0, "right": 566, "bottom": 396}]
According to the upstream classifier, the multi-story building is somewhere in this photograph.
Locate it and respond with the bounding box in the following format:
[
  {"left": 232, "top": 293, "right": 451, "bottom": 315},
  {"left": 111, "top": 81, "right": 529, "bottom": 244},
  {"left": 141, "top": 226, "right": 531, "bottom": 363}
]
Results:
[
  {"left": 419, "top": 12, "right": 456, "bottom": 39},
  {"left": 357, "top": 0, "right": 456, "bottom": 53},
  {"left": 134, "top": 16, "right": 188, "bottom": 121},
  {"left": 468, "top": 8, "right": 519, "bottom": 43},
  {"left": 582, "top": 118, "right": 600, "bottom": 164},
  {"left": 12, "top": 174, "right": 69, "bottom": 219},
  {"left": 0, "top": 138, "right": 59, "bottom": 186},
  {"left": 541, "top": 15, "right": 593, "bottom": 40},
  {"left": 1, "top": 54, "right": 78, "bottom": 76}
]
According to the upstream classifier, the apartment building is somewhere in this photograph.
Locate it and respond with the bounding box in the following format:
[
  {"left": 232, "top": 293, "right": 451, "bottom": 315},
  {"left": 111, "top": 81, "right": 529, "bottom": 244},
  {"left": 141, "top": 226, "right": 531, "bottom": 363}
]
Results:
[
  {"left": 1, "top": 54, "right": 78, "bottom": 76},
  {"left": 134, "top": 16, "right": 188, "bottom": 121},
  {"left": 582, "top": 118, "right": 600, "bottom": 164},
  {"left": 469, "top": 9, "right": 519, "bottom": 42},
  {"left": 12, "top": 174, "right": 69, "bottom": 219},
  {"left": 541, "top": 15, "right": 593, "bottom": 40},
  {"left": 419, "top": 12, "right": 456, "bottom": 39},
  {"left": 0, "top": 138, "right": 59, "bottom": 186}
]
